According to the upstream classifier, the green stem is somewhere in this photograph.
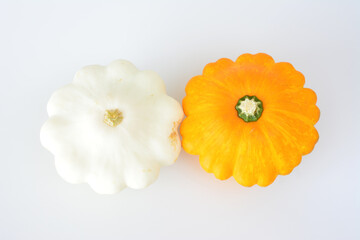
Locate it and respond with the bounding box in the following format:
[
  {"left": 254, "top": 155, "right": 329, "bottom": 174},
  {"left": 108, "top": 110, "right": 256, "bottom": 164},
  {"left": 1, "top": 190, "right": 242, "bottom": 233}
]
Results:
[{"left": 235, "top": 95, "right": 263, "bottom": 122}]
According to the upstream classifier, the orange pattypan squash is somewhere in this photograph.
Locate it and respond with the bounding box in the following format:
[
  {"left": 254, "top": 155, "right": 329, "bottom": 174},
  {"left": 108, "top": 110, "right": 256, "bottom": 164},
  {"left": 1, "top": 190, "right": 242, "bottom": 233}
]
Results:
[{"left": 180, "top": 53, "right": 320, "bottom": 186}]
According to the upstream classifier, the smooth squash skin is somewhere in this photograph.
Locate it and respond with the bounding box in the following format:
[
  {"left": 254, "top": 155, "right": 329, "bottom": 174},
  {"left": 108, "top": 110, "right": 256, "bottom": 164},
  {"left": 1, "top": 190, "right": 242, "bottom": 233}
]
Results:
[{"left": 180, "top": 53, "right": 320, "bottom": 187}]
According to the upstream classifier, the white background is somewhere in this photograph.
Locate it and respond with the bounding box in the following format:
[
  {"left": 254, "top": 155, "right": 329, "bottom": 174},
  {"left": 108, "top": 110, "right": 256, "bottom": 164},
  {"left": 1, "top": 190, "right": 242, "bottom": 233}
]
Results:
[{"left": 1, "top": 0, "right": 359, "bottom": 239}]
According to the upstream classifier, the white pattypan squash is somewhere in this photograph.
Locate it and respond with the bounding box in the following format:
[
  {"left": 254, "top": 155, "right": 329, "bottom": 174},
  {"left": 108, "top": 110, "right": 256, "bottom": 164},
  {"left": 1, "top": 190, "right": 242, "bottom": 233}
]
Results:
[{"left": 40, "top": 60, "right": 184, "bottom": 194}]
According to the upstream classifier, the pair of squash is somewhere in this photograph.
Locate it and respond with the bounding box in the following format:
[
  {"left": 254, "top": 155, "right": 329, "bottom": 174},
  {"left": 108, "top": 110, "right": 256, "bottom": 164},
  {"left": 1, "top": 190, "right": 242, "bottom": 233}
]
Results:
[{"left": 40, "top": 53, "right": 319, "bottom": 194}]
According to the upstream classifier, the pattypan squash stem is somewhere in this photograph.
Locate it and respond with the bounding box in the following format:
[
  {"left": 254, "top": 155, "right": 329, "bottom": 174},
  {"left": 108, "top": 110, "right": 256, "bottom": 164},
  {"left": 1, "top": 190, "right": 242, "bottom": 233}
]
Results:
[
  {"left": 235, "top": 95, "right": 263, "bottom": 122},
  {"left": 104, "top": 109, "right": 123, "bottom": 127}
]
